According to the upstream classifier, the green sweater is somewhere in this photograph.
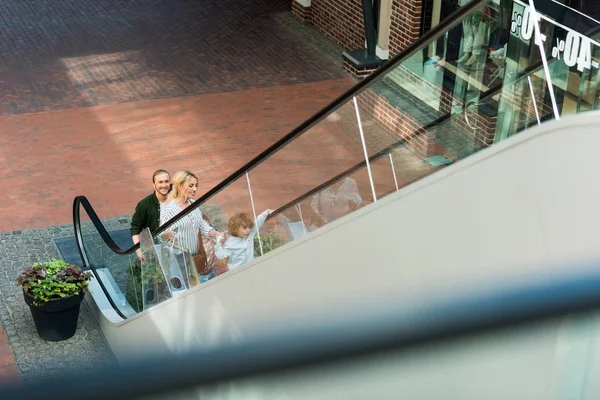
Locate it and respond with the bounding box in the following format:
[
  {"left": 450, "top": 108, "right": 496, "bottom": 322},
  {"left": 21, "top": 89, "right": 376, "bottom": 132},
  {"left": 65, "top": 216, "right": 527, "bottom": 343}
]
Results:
[{"left": 130, "top": 192, "right": 162, "bottom": 237}]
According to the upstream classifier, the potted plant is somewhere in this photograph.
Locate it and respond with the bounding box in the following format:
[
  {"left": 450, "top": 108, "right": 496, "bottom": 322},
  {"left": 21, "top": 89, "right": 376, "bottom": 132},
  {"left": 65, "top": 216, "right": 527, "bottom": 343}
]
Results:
[{"left": 16, "top": 258, "right": 92, "bottom": 341}]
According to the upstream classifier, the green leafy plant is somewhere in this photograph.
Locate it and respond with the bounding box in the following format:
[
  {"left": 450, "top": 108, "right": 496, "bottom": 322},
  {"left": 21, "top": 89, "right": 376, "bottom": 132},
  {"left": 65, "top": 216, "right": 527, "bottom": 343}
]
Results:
[
  {"left": 16, "top": 259, "right": 92, "bottom": 306},
  {"left": 126, "top": 261, "right": 143, "bottom": 313},
  {"left": 140, "top": 258, "right": 165, "bottom": 286},
  {"left": 126, "top": 255, "right": 168, "bottom": 312},
  {"left": 254, "top": 233, "right": 284, "bottom": 258}
]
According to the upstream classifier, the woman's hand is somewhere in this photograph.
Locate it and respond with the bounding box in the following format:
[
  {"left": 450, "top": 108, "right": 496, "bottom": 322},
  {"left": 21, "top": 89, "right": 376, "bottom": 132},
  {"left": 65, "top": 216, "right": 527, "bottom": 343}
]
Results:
[{"left": 162, "top": 231, "right": 176, "bottom": 241}]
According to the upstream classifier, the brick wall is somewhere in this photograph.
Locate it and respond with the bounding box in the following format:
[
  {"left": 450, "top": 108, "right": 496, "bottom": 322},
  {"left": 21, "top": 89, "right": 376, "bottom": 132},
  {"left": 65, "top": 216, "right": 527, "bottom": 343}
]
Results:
[
  {"left": 292, "top": 1, "right": 312, "bottom": 23},
  {"left": 343, "top": 58, "right": 380, "bottom": 79},
  {"left": 292, "top": 0, "right": 424, "bottom": 57},
  {"left": 310, "top": 0, "right": 366, "bottom": 50},
  {"left": 355, "top": 65, "right": 442, "bottom": 158},
  {"left": 355, "top": 64, "right": 506, "bottom": 157},
  {"left": 389, "top": 0, "right": 423, "bottom": 57},
  {"left": 357, "top": 88, "right": 435, "bottom": 157},
  {"left": 451, "top": 108, "right": 497, "bottom": 147}
]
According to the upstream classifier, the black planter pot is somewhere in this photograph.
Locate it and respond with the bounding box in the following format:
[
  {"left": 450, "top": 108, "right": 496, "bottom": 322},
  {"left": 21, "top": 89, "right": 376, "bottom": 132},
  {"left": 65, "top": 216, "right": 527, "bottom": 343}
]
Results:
[{"left": 23, "top": 290, "right": 85, "bottom": 341}]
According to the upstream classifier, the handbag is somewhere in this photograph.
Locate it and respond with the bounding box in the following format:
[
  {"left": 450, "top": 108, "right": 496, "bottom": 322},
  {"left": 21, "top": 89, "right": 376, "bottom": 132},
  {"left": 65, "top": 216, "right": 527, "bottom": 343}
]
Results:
[
  {"left": 215, "top": 233, "right": 230, "bottom": 276},
  {"left": 192, "top": 231, "right": 214, "bottom": 276}
]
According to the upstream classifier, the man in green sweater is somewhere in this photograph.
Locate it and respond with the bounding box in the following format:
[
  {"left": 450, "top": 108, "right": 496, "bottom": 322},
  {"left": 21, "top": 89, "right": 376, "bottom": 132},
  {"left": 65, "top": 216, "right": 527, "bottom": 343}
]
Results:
[{"left": 130, "top": 169, "right": 171, "bottom": 259}]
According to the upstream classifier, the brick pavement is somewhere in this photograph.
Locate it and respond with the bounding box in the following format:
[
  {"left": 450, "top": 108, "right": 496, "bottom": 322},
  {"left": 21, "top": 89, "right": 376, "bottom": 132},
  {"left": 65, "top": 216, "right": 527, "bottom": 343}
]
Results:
[
  {"left": 0, "top": 78, "right": 358, "bottom": 232},
  {"left": 0, "top": 0, "right": 345, "bottom": 115},
  {"left": 0, "top": 326, "right": 20, "bottom": 384}
]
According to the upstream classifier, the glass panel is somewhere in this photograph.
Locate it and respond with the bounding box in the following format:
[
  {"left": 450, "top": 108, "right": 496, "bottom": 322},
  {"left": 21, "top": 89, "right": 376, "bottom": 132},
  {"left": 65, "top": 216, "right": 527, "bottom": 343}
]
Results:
[
  {"left": 245, "top": 100, "right": 368, "bottom": 248},
  {"left": 499, "top": 1, "right": 600, "bottom": 125},
  {"left": 353, "top": 0, "right": 600, "bottom": 175},
  {"left": 77, "top": 205, "right": 137, "bottom": 317},
  {"left": 350, "top": 156, "right": 394, "bottom": 202},
  {"left": 138, "top": 228, "right": 173, "bottom": 310}
]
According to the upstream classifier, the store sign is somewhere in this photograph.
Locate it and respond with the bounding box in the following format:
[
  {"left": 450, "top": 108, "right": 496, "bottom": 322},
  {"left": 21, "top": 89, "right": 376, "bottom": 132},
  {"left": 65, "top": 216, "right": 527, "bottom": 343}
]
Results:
[{"left": 510, "top": 3, "right": 599, "bottom": 73}]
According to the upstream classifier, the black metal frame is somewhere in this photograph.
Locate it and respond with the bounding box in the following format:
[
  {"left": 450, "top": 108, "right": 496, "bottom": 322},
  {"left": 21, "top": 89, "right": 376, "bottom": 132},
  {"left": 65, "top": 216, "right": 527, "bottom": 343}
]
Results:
[{"left": 2, "top": 260, "right": 600, "bottom": 399}]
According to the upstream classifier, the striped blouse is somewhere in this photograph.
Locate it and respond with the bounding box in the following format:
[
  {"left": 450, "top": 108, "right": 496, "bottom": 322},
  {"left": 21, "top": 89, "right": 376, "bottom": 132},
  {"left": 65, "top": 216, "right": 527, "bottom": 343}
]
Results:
[
  {"left": 160, "top": 199, "right": 215, "bottom": 255},
  {"left": 310, "top": 177, "right": 363, "bottom": 223}
]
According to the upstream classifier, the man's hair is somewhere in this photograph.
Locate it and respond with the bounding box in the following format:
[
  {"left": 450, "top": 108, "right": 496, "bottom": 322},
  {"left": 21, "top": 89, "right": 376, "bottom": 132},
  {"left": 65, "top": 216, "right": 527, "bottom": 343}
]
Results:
[
  {"left": 152, "top": 169, "right": 170, "bottom": 183},
  {"left": 228, "top": 213, "right": 255, "bottom": 236}
]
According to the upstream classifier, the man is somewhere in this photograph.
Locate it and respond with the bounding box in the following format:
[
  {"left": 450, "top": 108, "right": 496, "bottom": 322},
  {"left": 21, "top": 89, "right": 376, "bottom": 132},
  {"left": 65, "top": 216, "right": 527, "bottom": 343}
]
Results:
[{"left": 130, "top": 169, "right": 171, "bottom": 259}]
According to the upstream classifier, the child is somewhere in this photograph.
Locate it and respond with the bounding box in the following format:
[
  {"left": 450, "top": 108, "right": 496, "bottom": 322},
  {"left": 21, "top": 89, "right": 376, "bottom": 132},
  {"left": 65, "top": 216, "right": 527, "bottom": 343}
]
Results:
[{"left": 215, "top": 209, "right": 273, "bottom": 271}]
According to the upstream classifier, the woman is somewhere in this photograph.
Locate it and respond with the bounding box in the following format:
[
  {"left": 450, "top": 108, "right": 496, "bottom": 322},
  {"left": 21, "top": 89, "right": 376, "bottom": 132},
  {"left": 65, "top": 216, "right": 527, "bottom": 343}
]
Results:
[{"left": 161, "top": 170, "right": 220, "bottom": 283}]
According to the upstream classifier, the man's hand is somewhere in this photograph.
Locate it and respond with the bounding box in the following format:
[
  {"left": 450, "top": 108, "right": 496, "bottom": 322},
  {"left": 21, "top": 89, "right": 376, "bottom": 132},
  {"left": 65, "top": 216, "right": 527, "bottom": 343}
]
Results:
[{"left": 136, "top": 250, "right": 146, "bottom": 264}]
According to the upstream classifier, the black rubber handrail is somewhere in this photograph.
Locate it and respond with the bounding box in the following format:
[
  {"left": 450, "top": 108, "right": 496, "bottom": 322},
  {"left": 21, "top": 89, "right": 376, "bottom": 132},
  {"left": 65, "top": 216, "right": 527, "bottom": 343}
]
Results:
[
  {"left": 72, "top": 0, "right": 488, "bottom": 256},
  {"left": 2, "top": 259, "right": 600, "bottom": 399},
  {"left": 73, "top": 196, "right": 130, "bottom": 319}
]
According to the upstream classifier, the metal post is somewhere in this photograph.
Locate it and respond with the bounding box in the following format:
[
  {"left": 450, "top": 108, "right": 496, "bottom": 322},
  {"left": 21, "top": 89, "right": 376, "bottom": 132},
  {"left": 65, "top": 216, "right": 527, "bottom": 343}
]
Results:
[
  {"left": 246, "top": 172, "right": 263, "bottom": 256},
  {"left": 362, "top": 0, "right": 378, "bottom": 58},
  {"left": 353, "top": 96, "right": 378, "bottom": 202},
  {"left": 389, "top": 153, "right": 399, "bottom": 191}
]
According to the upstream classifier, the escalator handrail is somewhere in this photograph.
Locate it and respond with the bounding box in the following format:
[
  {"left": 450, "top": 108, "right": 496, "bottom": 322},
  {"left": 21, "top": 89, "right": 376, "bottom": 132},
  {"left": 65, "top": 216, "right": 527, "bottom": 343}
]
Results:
[
  {"left": 73, "top": 197, "right": 129, "bottom": 319},
  {"left": 72, "top": 0, "right": 489, "bottom": 257}
]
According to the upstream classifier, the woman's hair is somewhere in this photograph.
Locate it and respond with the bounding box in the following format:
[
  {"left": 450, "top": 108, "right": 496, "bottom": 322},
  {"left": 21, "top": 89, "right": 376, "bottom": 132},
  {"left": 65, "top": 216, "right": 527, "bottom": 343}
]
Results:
[
  {"left": 168, "top": 170, "right": 198, "bottom": 202},
  {"left": 228, "top": 213, "right": 255, "bottom": 236}
]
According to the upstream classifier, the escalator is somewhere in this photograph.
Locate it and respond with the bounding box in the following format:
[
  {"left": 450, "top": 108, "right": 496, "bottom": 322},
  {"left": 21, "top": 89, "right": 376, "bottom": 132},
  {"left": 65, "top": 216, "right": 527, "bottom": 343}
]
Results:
[{"left": 71, "top": 0, "right": 600, "bottom": 363}]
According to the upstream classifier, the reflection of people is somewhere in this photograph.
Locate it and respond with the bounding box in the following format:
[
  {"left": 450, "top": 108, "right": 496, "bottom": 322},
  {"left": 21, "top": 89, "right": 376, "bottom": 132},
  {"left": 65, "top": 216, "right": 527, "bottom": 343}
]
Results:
[
  {"left": 310, "top": 177, "right": 368, "bottom": 226},
  {"left": 131, "top": 169, "right": 171, "bottom": 260},
  {"left": 457, "top": 12, "right": 490, "bottom": 67},
  {"left": 161, "top": 170, "right": 221, "bottom": 282},
  {"left": 215, "top": 209, "right": 273, "bottom": 271}
]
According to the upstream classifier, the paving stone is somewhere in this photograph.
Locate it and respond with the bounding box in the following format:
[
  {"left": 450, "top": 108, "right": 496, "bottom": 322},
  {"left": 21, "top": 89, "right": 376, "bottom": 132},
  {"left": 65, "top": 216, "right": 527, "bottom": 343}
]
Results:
[
  {"left": 0, "top": 77, "right": 355, "bottom": 233},
  {"left": 0, "top": 0, "right": 347, "bottom": 115}
]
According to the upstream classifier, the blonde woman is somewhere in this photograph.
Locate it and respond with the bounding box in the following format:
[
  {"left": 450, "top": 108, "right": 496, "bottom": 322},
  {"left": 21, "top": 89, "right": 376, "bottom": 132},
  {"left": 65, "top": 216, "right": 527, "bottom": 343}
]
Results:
[{"left": 161, "top": 170, "right": 220, "bottom": 282}]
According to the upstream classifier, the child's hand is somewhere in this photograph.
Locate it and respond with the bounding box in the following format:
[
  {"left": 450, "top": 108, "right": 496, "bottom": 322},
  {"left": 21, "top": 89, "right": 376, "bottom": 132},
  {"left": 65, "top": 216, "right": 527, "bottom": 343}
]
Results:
[
  {"left": 265, "top": 209, "right": 274, "bottom": 215},
  {"left": 218, "top": 232, "right": 229, "bottom": 244}
]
